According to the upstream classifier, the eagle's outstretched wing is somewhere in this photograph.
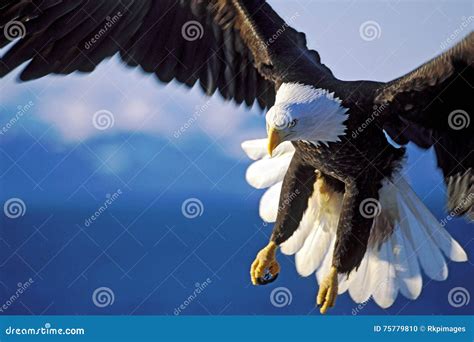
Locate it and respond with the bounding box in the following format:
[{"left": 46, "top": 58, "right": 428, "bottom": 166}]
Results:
[
  {"left": 377, "top": 32, "right": 473, "bottom": 219},
  {"left": 0, "top": 0, "right": 334, "bottom": 109}
]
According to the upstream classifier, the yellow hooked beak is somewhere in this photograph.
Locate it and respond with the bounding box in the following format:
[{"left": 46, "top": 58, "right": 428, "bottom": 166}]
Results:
[{"left": 267, "top": 127, "right": 282, "bottom": 157}]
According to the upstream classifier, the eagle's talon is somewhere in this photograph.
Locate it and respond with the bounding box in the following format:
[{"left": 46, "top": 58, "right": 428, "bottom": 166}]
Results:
[
  {"left": 250, "top": 241, "right": 279, "bottom": 286},
  {"left": 317, "top": 266, "right": 338, "bottom": 314}
]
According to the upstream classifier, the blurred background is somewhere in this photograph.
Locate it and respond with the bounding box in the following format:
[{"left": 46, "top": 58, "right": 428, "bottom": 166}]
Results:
[{"left": 0, "top": 0, "right": 472, "bottom": 315}]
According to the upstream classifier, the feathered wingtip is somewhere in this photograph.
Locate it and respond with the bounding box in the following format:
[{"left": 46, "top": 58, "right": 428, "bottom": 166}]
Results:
[
  {"left": 340, "top": 176, "right": 467, "bottom": 308},
  {"left": 280, "top": 171, "right": 467, "bottom": 309}
]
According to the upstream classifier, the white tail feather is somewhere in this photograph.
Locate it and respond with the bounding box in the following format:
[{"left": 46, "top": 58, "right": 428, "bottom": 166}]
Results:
[
  {"left": 292, "top": 179, "right": 342, "bottom": 276},
  {"left": 280, "top": 183, "right": 320, "bottom": 255},
  {"left": 242, "top": 138, "right": 468, "bottom": 309}
]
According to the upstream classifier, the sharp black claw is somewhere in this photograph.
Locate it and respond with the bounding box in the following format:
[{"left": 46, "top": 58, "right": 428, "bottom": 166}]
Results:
[{"left": 256, "top": 271, "right": 279, "bottom": 285}]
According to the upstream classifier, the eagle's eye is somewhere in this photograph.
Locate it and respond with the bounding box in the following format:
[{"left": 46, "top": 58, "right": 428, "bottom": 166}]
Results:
[{"left": 288, "top": 119, "right": 298, "bottom": 128}]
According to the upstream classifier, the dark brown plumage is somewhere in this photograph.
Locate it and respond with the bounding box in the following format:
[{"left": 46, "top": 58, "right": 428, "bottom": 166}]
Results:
[
  {"left": 377, "top": 39, "right": 474, "bottom": 217},
  {"left": 0, "top": 0, "right": 277, "bottom": 108}
]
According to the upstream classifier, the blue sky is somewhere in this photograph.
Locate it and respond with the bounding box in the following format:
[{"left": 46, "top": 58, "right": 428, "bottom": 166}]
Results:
[
  {"left": 1, "top": 1, "right": 472, "bottom": 156},
  {"left": 0, "top": 0, "right": 472, "bottom": 315}
]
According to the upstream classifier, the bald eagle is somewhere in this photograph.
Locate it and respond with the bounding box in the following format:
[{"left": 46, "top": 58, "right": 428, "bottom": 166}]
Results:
[{"left": 1, "top": 0, "right": 472, "bottom": 314}]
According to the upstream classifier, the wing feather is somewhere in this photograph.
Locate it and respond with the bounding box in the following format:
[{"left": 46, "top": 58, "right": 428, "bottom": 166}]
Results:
[
  {"left": 0, "top": 0, "right": 279, "bottom": 109},
  {"left": 378, "top": 32, "right": 473, "bottom": 219}
]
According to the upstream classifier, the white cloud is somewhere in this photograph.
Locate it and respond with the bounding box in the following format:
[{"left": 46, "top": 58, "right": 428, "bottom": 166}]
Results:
[{"left": 0, "top": 56, "right": 266, "bottom": 159}]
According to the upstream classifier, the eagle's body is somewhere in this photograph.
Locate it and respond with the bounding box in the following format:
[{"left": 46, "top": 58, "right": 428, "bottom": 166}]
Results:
[
  {"left": 263, "top": 82, "right": 407, "bottom": 274},
  {"left": 283, "top": 137, "right": 406, "bottom": 273},
  {"left": 1, "top": 0, "right": 472, "bottom": 313}
]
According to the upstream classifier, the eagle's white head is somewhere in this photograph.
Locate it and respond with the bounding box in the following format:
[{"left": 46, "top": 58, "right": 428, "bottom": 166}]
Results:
[{"left": 265, "top": 83, "right": 349, "bottom": 156}]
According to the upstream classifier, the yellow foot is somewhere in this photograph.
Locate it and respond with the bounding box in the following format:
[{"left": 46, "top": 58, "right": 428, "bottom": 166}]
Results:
[
  {"left": 250, "top": 241, "right": 280, "bottom": 285},
  {"left": 317, "top": 266, "right": 338, "bottom": 314}
]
